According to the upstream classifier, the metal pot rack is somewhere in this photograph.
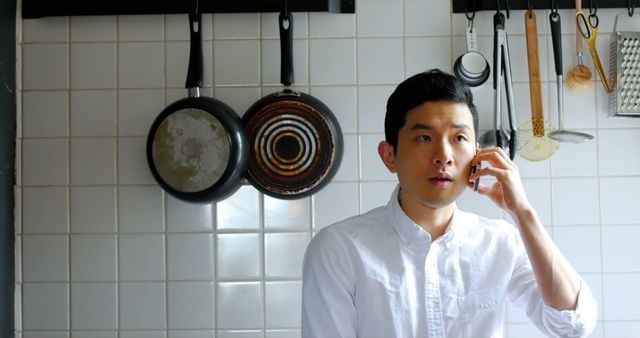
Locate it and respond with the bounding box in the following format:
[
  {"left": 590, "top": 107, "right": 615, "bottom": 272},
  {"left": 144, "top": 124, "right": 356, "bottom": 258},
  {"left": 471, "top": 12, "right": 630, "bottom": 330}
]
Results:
[
  {"left": 453, "top": 0, "right": 639, "bottom": 13},
  {"left": 22, "top": 0, "right": 355, "bottom": 19}
]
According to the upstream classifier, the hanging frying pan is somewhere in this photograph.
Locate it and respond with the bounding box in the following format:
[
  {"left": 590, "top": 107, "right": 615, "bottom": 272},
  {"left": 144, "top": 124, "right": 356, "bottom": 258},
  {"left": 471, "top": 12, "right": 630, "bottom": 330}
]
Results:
[
  {"left": 242, "top": 4, "right": 343, "bottom": 199},
  {"left": 146, "top": 11, "right": 248, "bottom": 203}
]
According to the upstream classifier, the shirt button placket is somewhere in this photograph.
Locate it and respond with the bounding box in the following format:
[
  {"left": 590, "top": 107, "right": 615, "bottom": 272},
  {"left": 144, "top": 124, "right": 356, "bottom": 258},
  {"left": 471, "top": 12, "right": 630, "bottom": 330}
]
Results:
[{"left": 424, "top": 243, "right": 445, "bottom": 338}]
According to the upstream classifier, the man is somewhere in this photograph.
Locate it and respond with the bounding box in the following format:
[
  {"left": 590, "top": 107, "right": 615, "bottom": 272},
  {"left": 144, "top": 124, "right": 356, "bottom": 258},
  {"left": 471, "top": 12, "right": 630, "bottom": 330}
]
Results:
[{"left": 301, "top": 69, "right": 597, "bottom": 338}]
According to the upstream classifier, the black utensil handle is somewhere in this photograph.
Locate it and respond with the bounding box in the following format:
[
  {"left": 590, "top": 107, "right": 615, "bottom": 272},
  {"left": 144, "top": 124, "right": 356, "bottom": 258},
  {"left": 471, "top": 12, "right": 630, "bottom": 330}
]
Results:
[
  {"left": 493, "top": 32, "right": 499, "bottom": 90},
  {"left": 549, "top": 11, "right": 563, "bottom": 76},
  {"left": 492, "top": 12, "right": 504, "bottom": 89},
  {"left": 279, "top": 10, "right": 294, "bottom": 86},
  {"left": 509, "top": 130, "right": 517, "bottom": 160},
  {"left": 186, "top": 11, "right": 204, "bottom": 89}
]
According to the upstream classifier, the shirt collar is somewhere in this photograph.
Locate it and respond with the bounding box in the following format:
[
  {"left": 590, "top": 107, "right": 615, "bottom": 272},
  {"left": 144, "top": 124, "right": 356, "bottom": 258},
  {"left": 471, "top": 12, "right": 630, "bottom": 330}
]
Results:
[{"left": 386, "top": 185, "right": 466, "bottom": 246}]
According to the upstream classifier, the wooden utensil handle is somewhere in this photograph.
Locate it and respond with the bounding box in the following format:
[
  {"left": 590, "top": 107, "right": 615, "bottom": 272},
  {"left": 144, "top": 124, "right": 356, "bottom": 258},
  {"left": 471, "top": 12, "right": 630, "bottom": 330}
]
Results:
[
  {"left": 576, "top": 0, "right": 583, "bottom": 54},
  {"left": 525, "top": 11, "right": 544, "bottom": 122}
]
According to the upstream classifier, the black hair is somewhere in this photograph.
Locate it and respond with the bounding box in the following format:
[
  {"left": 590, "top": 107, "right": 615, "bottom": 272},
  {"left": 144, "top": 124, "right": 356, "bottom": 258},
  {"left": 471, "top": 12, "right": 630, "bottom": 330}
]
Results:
[{"left": 384, "top": 69, "right": 479, "bottom": 152}]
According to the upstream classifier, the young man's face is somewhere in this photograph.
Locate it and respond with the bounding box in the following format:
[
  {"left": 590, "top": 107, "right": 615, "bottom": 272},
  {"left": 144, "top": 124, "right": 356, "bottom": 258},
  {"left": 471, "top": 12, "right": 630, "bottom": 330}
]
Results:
[{"left": 378, "top": 100, "right": 477, "bottom": 210}]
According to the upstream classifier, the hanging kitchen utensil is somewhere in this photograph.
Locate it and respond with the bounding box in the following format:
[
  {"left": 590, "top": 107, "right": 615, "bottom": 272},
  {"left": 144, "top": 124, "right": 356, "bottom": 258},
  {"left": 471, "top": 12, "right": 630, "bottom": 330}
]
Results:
[
  {"left": 454, "top": 5, "right": 490, "bottom": 87},
  {"left": 566, "top": 0, "right": 594, "bottom": 92},
  {"left": 517, "top": 8, "right": 559, "bottom": 162},
  {"left": 242, "top": 1, "right": 343, "bottom": 199},
  {"left": 548, "top": 7, "right": 595, "bottom": 143},
  {"left": 146, "top": 11, "right": 248, "bottom": 203},
  {"left": 478, "top": 7, "right": 517, "bottom": 160},
  {"left": 576, "top": 4, "right": 612, "bottom": 94},
  {"left": 609, "top": 9, "right": 640, "bottom": 117}
]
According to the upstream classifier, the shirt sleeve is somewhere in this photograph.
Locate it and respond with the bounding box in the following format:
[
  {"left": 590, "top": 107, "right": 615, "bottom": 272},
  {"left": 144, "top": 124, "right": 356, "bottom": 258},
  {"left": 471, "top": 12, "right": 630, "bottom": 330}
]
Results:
[
  {"left": 506, "top": 229, "right": 598, "bottom": 338},
  {"left": 301, "top": 227, "right": 358, "bottom": 338}
]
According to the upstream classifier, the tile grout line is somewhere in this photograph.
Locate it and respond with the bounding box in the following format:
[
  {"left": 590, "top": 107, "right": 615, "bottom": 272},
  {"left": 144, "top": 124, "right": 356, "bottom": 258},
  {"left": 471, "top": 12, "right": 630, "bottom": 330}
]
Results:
[
  {"left": 594, "top": 71, "right": 606, "bottom": 327},
  {"left": 162, "top": 13, "right": 170, "bottom": 338},
  {"left": 260, "top": 192, "right": 266, "bottom": 337},
  {"left": 18, "top": 10, "right": 25, "bottom": 336},
  {"left": 211, "top": 12, "right": 220, "bottom": 336},
  {"left": 66, "top": 14, "right": 73, "bottom": 334},
  {"left": 114, "top": 13, "right": 121, "bottom": 338},
  {"left": 213, "top": 197, "right": 218, "bottom": 336},
  {"left": 354, "top": 0, "right": 362, "bottom": 214}
]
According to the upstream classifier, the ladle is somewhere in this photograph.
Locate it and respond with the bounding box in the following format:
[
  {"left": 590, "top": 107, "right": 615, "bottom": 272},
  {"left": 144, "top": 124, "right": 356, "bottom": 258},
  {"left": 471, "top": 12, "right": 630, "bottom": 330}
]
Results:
[
  {"left": 547, "top": 105, "right": 594, "bottom": 143},
  {"left": 546, "top": 10, "right": 594, "bottom": 143}
]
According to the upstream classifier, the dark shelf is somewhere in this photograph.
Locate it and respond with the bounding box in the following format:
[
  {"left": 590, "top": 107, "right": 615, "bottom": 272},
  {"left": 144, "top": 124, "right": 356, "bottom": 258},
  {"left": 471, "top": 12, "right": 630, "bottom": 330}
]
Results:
[
  {"left": 453, "top": 0, "right": 636, "bottom": 13},
  {"left": 22, "top": 0, "right": 355, "bottom": 18}
]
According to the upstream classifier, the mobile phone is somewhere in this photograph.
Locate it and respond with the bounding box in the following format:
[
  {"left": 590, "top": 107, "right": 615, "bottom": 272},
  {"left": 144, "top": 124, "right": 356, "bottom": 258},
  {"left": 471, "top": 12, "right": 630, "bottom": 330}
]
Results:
[{"left": 471, "top": 163, "right": 481, "bottom": 192}]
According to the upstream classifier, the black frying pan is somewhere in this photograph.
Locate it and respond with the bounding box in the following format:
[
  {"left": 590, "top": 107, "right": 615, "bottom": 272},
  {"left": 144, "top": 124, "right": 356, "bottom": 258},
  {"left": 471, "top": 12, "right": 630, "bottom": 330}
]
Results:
[
  {"left": 242, "top": 6, "right": 343, "bottom": 199},
  {"left": 147, "top": 11, "right": 248, "bottom": 203}
]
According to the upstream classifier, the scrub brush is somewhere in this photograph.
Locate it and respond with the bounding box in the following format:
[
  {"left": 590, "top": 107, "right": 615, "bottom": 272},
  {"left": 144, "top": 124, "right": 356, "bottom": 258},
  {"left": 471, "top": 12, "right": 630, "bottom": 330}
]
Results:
[
  {"left": 566, "top": 52, "right": 594, "bottom": 92},
  {"left": 566, "top": 0, "right": 594, "bottom": 92}
]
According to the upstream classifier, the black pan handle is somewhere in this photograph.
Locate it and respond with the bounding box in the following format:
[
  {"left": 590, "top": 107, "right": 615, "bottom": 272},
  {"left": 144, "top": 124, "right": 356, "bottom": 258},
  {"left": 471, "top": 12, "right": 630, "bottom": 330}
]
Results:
[
  {"left": 186, "top": 11, "right": 204, "bottom": 89},
  {"left": 279, "top": 9, "right": 294, "bottom": 86},
  {"left": 549, "top": 11, "right": 562, "bottom": 76}
]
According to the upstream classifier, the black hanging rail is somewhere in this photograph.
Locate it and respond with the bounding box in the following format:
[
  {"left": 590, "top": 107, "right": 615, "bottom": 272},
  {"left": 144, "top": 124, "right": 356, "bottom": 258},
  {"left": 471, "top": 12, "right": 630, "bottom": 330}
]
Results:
[
  {"left": 453, "top": 0, "right": 636, "bottom": 13},
  {"left": 22, "top": 0, "right": 355, "bottom": 19}
]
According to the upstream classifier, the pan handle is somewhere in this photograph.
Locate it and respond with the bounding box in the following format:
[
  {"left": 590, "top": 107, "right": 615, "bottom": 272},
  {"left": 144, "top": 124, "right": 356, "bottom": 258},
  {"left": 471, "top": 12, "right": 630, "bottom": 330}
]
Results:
[
  {"left": 279, "top": 8, "right": 294, "bottom": 86},
  {"left": 186, "top": 11, "right": 204, "bottom": 91}
]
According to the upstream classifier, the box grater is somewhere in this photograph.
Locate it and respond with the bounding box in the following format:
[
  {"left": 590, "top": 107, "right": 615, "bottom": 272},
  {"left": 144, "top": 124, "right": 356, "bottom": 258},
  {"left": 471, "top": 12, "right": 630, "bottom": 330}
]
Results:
[{"left": 609, "top": 14, "right": 640, "bottom": 117}]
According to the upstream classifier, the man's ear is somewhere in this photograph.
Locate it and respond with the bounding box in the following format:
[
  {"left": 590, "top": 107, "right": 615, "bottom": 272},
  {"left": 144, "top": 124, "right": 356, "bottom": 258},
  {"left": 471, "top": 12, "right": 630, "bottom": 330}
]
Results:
[{"left": 378, "top": 141, "right": 397, "bottom": 173}]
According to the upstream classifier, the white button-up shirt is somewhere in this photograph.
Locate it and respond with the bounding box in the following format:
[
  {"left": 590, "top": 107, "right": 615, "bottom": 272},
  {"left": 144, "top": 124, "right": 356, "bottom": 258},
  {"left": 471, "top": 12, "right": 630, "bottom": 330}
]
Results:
[{"left": 302, "top": 187, "right": 597, "bottom": 338}]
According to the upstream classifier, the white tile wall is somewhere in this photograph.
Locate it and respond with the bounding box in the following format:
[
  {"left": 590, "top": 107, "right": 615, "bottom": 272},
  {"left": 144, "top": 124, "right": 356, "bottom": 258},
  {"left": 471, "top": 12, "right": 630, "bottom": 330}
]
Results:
[
  {"left": 71, "top": 186, "right": 116, "bottom": 233},
  {"left": 168, "top": 282, "right": 215, "bottom": 329},
  {"left": 15, "top": 1, "right": 640, "bottom": 337},
  {"left": 70, "top": 16, "right": 116, "bottom": 42},
  {"left": 22, "top": 187, "right": 68, "bottom": 234},
  {"left": 167, "top": 233, "right": 214, "bottom": 280},
  {"left": 357, "top": 85, "right": 394, "bottom": 133},
  {"left": 217, "top": 233, "right": 261, "bottom": 279},
  {"left": 71, "top": 282, "right": 118, "bottom": 330},
  {"left": 213, "top": 40, "right": 260, "bottom": 85},
  {"left": 70, "top": 234, "right": 117, "bottom": 281},
  {"left": 118, "top": 42, "right": 165, "bottom": 88},
  {"left": 70, "top": 90, "right": 117, "bottom": 136},
  {"left": 119, "top": 282, "right": 167, "bottom": 329},
  {"left": 119, "top": 234, "right": 165, "bottom": 281},
  {"left": 22, "top": 283, "right": 69, "bottom": 330},
  {"left": 70, "top": 43, "right": 117, "bottom": 89},
  {"left": 357, "top": 38, "right": 404, "bottom": 84},
  {"left": 309, "top": 39, "right": 356, "bottom": 85},
  {"left": 309, "top": 86, "right": 357, "bottom": 133},
  {"left": 22, "top": 91, "right": 68, "bottom": 137}
]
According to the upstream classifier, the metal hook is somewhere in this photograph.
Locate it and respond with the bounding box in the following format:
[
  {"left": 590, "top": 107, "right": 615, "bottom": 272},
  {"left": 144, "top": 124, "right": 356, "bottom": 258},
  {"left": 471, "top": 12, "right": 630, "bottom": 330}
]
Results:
[
  {"left": 465, "top": 0, "right": 476, "bottom": 31},
  {"left": 550, "top": 0, "right": 558, "bottom": 14},
  {"left": 496, "top": 0, "right": 510, "bottom": 18},
  {"left": 526, "top": 0, "right": 532, "bottom": 12},
  {"left": 629, "top": 0, "right": 635, "bottom": 17},
  {"left": 465, "top": 0, "right": 476, "bottom": 21},
  {"left": 192, "top": 0, "right": 199, "bottom": 17},
  {"left": 589, "top": 0, "right": 598, "bottom": 15},
  {"left": 283, "top": 0, "right": 289, "bottom": 16}
]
